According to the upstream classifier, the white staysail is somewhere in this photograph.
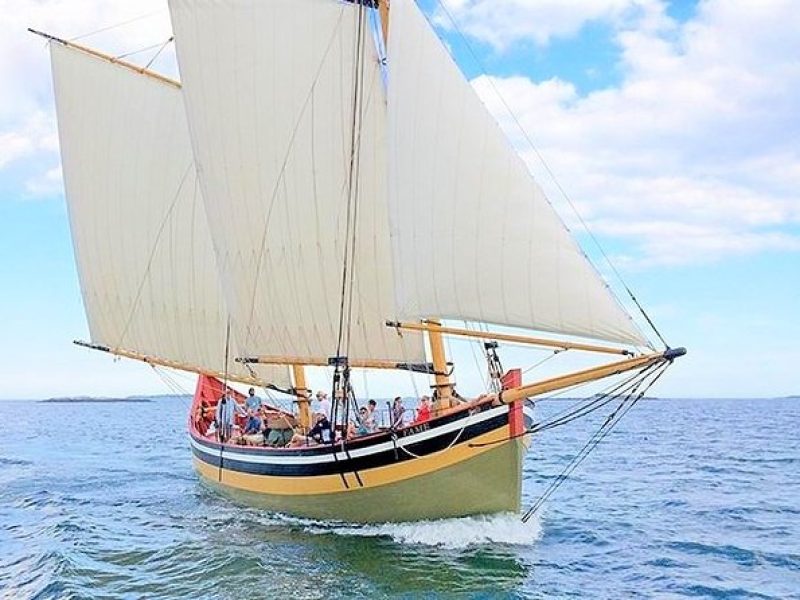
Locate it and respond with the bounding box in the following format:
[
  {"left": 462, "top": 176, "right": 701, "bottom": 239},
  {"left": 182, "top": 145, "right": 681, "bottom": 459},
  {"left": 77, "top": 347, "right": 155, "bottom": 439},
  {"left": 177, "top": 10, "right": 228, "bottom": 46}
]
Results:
[
  {"left": 386, "top": 0, "right": 649, "bottom": 348},
  {"left": 168, "top": 0, "right": 425, "bottom": 363},
  {"left": 50, "top": 42, "right": 290, "bottom": 386}
]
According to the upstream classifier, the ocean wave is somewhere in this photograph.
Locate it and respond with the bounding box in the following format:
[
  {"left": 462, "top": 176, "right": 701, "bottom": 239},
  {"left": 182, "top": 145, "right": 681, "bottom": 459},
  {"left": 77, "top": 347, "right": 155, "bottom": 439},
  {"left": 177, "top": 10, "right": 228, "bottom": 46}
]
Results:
[{"left": 302, "top": 513, "right": 542, "bottom": 549}]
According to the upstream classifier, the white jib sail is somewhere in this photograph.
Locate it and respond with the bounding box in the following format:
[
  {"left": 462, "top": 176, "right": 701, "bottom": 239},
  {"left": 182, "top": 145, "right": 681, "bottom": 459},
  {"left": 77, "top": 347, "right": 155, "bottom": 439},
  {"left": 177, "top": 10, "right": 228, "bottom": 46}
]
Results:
[
  {"left": 169, "top": 0, "right": 426, "bottom": 363},
  {"left": 50, "top": 42, "right": 290, "bottom": 386},
  {"left": 386, "top": 0, "right": 649, "bottom": 348}
]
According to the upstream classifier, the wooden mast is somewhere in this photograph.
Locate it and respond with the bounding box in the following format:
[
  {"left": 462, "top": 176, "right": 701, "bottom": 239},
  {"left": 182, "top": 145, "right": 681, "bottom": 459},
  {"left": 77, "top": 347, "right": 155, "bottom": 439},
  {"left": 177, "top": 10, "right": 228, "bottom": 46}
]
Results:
[
  {"left": 378, "top": 0, "right": 390, "bottom": 47},
  {"left": 292, "top": 365, "right": 311, "bottom": 429},
  {"left": 426, "top": 320, "right": 453, "bottom": 409}
]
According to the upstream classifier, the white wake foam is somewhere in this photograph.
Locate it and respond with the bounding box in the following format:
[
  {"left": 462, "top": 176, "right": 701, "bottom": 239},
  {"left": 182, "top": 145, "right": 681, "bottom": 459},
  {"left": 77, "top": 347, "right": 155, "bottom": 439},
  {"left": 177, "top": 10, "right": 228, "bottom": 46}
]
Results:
[{"left": 305, "top": 513, "right": 542, "bottom": 549}]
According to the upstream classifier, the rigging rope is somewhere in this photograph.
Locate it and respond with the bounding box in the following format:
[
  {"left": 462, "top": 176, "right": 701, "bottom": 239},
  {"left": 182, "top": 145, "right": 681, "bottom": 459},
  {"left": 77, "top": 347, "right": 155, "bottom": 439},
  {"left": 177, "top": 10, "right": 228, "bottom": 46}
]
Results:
[
  {"left": 394, "top": 409, "right": 476, "bottom": 460},
  {"left": 114, "top": 38, "right": 171, "bottom": 61},
  {"left": 68, "top": 9, "right": 165, "bottom": 42},
  {"left": 216, "top": 319, "right": 233, "bottom": 483},
  {"left": 468, "top": 362, "right": 659, "bottom": 449},
  {"left": 144, "top": 36, "right": 174, "bottom": 69},
  {"left": 331, "top": 3, "right": 369, "bottom": 435},
  {"left": 521, "top": 349, "right": 564, "bottom": 375},
  {"left": 427, "top": 0, "right": 669, "bottom": 350},
  {"left": 335, "top": 1, "right": 368, "bottom": 361},
  {"left": 151, "top": 365, "right": 191, "bottom": 397},
  {"left": 520, "top": 363, "right": 670, "bottom": 522}
]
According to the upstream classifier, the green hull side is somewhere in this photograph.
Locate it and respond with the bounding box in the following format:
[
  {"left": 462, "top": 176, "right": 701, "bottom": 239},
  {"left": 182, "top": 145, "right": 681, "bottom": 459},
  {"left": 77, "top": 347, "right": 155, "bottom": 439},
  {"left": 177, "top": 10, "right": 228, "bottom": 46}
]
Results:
[{"left": 197, "top": 438, "right": 527, "bottom": 523}]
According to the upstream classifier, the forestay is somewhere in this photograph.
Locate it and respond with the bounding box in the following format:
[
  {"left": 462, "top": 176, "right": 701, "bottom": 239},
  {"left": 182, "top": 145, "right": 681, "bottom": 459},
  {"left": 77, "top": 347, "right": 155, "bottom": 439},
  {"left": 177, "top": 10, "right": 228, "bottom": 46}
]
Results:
[
  {"left": 50, "top": 42, "right": 290, "bottom": 386},
  {"left": 169, "top": 0, "right": 425, "bottom": 363},
  {"left": 386, "top": 0, "right": 649, "bottom": 348}
]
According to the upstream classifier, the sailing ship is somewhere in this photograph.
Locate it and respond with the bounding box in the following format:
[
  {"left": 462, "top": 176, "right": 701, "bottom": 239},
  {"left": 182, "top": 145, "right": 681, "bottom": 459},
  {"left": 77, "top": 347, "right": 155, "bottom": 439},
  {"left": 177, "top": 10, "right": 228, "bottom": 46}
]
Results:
[{"left": 36, "top": 0, "right": 684, "bottom": 523}]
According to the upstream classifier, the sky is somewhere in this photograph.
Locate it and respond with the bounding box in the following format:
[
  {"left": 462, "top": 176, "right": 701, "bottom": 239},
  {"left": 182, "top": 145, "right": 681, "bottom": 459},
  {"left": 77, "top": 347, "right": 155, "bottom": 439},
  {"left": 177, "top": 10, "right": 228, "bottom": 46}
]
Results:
[{"left": 1, "top": 0, "right": 798, "bottom": 400}]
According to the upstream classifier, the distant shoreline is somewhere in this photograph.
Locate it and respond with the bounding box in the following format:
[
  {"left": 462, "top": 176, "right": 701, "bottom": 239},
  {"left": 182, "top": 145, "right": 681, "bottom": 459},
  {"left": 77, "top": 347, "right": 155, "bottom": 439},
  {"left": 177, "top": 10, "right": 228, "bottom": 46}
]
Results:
[{"left": 40, "top": 397, "right": 154, "bottom": 404}]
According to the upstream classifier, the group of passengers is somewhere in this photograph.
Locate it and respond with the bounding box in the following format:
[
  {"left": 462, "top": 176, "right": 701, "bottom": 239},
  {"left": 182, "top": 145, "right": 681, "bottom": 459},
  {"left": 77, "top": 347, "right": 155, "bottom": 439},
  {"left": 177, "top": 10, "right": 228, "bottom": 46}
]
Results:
[{"left": 196, "top": 387, "right": 439, "bottom": 448}]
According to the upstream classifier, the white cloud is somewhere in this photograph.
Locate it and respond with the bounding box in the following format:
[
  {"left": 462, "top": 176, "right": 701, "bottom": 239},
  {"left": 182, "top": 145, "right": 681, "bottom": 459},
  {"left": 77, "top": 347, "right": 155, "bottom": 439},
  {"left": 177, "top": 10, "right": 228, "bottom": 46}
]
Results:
[
  {"left": 0, "top": 0, "right": 176, "bottom": 199},
  {"left": 435, "top": 0, "right": 646, "bottom": 48},
  {"left": 461, "top": 0, "right": 800, "bottom": 266},
  {"left": 0, "top": 130, "right": 34, "bottom": 169},
  {"left": 25, "top": 164, "right": 63, "bottom": 197},
  {"left": 0, "top": 110, "right": 57, "bottom": 169}
]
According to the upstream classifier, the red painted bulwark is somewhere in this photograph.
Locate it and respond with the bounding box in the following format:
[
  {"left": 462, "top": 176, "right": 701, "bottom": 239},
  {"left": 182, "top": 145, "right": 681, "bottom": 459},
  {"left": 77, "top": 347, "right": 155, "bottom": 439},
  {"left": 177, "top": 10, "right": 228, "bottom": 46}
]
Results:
[
  {"left": 190, "top": 375, "right": 247, "bottom": 435},
  {"left": 502, "top": 369, "right": 524, "bottom": 437},
  {"left": 501, "top": 368, "right": 522, "bottom": 390}
]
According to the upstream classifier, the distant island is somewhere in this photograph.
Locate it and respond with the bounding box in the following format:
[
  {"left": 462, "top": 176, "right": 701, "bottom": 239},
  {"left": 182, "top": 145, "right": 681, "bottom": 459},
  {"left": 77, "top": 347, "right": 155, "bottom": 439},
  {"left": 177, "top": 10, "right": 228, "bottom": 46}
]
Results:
[{"left": 40, "top": 396, "right": 153, "bottom": 404}]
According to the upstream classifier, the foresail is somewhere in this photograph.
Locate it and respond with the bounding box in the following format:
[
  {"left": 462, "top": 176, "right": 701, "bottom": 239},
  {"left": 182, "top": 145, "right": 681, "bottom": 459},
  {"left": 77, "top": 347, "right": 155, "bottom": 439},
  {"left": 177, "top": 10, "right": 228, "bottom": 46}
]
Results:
[
  {"left": 50, "top": 42, "right": 290, "bottom": 386},
  {"left": 386, "top": 0, "right": 649, "bottom": 348},
  {"left": 168, "top": 0, "right": 425, "bottom": 363}
]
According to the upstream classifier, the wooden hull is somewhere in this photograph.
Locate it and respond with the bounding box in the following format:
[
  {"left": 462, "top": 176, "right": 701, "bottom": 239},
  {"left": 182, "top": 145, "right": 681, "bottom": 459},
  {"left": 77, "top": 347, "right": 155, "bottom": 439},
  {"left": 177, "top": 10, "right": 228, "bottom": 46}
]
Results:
[{"left": 190, "top": 377, "right": 534, "bottom": 523}]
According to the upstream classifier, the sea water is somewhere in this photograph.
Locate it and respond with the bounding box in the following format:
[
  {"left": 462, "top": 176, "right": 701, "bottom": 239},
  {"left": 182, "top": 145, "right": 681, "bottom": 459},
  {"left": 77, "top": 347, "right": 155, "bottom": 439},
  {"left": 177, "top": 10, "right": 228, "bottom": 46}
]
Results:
[{"left": 0, "top": 397, "right": 798, "bottom": 598}]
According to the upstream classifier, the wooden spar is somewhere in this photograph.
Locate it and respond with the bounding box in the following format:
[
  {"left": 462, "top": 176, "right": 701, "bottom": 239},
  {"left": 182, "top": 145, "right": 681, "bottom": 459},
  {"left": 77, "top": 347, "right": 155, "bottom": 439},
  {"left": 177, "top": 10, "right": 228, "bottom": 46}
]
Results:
[
  {"left": 426, "top": 320, "right": 453, "bottom": 409},
  {"left": 386, "top": 320, "right": 635, "bottom": 356},
  {"left": 378, "top": 0, "right": 390, "bottom": 47},
  {"left": 237, "top": 354, "right": 439, "bottom": 374},
  {"left": 28, "top": 28, "right": 180, "bottom": 88},
  {"left": 73, "top": 340, "right": 294, "bottom": 393},
  {"left": 498, "top": 349, "right": 681, "bottom": 404},
  {"left": 292, "top": 365, "right": 311, "bottom": 429}
]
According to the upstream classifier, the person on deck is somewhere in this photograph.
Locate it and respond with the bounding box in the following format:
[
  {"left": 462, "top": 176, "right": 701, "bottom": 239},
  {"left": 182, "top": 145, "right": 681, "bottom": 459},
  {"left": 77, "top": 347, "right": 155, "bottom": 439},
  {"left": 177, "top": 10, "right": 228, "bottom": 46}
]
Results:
[
  {"left": 412, "top": 395, "right": 432, "bottom": 425},
  {"left": 215, "top": 390, "right": 241, "bottom": 442},
  {"left": 264, "top": 412, "right": 295, "bottom": 447},
  {"left": 289, "top": 413, "right": 333, "bottom": 446},
  {"left": 314, "top": 391, "right": 331, "bottom": 420},
  {"left": 240, "top": 411, "right": 264, "bottom": 446},
  {"left": 363, "top": 399, "right": 378, "bottom": 432},
  {"left": 355, "top": 407, "right": 371, "bottom": 436},
  {"left": 243, "top": 412, "right": 262, "bottom": 435},
  {"left": 392, "top": 396, "right": 405, "bottom": 428},
  {"left": 245, "top": 387, "right": 262, "bottom": 415}
]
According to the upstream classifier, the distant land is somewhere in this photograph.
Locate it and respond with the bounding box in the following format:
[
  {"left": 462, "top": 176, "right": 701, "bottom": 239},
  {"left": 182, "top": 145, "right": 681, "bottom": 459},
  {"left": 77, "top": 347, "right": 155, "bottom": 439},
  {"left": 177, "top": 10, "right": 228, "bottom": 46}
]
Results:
[{"left": 40, "top": 396, "right": 155, "bottom": 404}]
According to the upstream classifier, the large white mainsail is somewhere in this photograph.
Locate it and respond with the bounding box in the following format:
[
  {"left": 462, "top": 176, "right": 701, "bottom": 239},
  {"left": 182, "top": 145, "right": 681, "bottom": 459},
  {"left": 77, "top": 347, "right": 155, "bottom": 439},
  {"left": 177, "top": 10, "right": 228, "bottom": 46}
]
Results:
[
  {"left": 386, "top": 0, "right": 649, "bottom": 348},
  {"left": 50, "top": 42, "right": 289, "bottom": 386},
  {"left": 168, "top": 0, "right": 425, "bottom": 364}
]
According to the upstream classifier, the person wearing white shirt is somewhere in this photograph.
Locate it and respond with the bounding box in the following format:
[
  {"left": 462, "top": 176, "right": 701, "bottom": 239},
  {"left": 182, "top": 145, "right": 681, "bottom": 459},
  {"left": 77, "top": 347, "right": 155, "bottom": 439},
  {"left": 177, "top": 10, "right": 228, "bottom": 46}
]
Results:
[{"left": 314, "top": 390, "right": 331, "bottom": 420}]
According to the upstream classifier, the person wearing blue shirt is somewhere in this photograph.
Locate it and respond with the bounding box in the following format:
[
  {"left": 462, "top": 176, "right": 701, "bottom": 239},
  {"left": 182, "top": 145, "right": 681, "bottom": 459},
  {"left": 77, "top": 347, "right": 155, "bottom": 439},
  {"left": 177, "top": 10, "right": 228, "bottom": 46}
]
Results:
[
  {"left": 245, "top": 387, "right": 262, "bottom": 414},
  {"left": 244, "top": 414, "right": 262, "bottom": 435}
]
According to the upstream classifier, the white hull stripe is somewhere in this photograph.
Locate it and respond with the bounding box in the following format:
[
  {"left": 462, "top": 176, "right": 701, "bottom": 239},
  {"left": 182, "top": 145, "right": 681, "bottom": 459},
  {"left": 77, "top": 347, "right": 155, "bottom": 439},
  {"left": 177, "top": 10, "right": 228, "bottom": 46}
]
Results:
[{"left": 190, "top": 404, "right": 510, "bottom": 465}]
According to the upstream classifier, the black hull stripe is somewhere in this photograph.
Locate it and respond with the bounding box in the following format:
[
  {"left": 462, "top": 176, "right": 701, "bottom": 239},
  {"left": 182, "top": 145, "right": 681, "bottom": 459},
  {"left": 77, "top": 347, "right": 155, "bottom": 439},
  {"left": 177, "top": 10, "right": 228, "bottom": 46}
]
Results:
[{"left": 192, "top": 411, "right": 509, "bottom": 477}]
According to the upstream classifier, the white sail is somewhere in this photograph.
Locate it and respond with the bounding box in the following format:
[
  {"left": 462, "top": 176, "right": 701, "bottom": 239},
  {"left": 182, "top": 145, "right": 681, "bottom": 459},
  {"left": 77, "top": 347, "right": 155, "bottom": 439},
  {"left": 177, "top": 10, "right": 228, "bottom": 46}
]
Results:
[
  {"left": 386, "top": 0, "right": 649, "bottom": 347},
  {"left": 50, "top": 42, "right": 290, "bottom": 385},
  {"left": 168, "top": 0, "right": 425, "bottom": 363}
]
